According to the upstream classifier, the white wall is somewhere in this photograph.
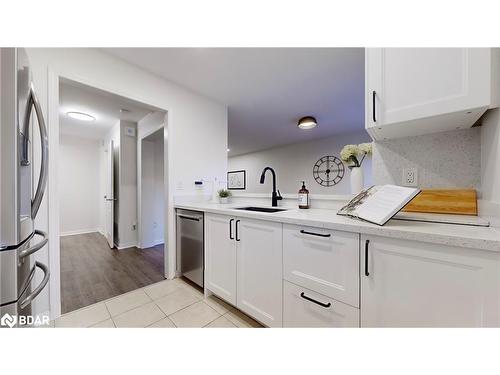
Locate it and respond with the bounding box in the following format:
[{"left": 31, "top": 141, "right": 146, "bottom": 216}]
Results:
[
  {"left": 137, "top": 112, "right": 166, "bottom": 248},
  {"left": 228, "top": 131, "right": 372, "bottom": 195},
  {"left": 372, "top": 128, "right": 481, "bottom": 190},
  {"left": 480, "top": 109, "right": 500, "bottom": 216},
  {"left": 140, "top": 133, "right": 164, "bottom": 247},
  {"left": 117, "top": 121, "right": 138, "bottom": 248},
  {"left": 59, "top": 134, "right": 102, "bottom": 235},
  {"left": 26, "top": 48, "right": 227, "bottom": 317}
]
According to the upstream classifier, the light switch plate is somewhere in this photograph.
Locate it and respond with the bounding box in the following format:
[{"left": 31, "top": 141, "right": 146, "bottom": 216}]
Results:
[{"left": 402, "top": 168, "right": 418, "bottom": 187}]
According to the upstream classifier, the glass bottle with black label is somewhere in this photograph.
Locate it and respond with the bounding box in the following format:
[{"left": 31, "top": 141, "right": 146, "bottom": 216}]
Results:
[{"left": 298, "top": 181, "right": 310, "bottom": 209}]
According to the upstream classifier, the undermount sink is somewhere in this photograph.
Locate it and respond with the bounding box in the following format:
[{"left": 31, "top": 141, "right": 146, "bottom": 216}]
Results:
[{"left": 234, "top": 206, "right": 288, "bottom": 213}]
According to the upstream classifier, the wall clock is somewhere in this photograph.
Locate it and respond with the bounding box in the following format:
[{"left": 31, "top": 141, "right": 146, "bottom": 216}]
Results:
[{"left": 313, "top": 156, "right": 345, "bottom": 187}]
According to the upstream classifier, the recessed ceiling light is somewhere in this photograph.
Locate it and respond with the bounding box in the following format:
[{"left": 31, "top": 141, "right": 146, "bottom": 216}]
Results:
[
  {"left": 67, "top": 111, "right": 95, "bottom": 122},
  {"left": 297, "top": 116, "right": 317, "bottom": 130},
  {"left": 227, "top": 148, "right": 231, "bottom": 152}
]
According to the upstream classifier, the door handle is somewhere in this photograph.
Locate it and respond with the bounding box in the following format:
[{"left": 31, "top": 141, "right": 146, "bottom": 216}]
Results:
[
  {"left": 300, "top": 292, "right": 331, "bottom": 308},
  {"left": 229, "top": 219, "right": 234, "bottom": 240},
  {"left": 18, "top": 229, "right": 48, "bottom": 261},
  {"left": 104, "top": 195, "right": 117, "bottom": 201},
  {"left": 22, "top": 84, "right": 48, "bottom": 219},
  {"left": 19, "top": 261, "right": 50, "bottom": 309},
  {"left": 235, "top": 220, "right": 240, "bottom": 241},
  {"left": 364, "top": 239, "right": 370, "bottom": 276},
  {"left": 372, "top": 91, "right": 377, "bottom": 123}
]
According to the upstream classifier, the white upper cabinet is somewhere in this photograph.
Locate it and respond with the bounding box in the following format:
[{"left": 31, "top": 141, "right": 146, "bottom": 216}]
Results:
[
  {"left": 366, "top": 48, "right": 500, "bottom": 140},
  {"left": 205, "top": 213, "right": 237, "bottom": 305},
  {"left": 360, "top": 235, "right": 500, "bottom": 327},
  {"left": 236, "top": 218, "right": 283, "bottom": 328}
]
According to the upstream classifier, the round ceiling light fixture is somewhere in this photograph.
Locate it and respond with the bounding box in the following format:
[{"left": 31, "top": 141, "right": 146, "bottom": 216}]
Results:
[
  {"left": 67, "top": 111, "right": 96, "bottom": 122},
  {"left": 297, "top": 116, "right": 317, "bottom": 130}
]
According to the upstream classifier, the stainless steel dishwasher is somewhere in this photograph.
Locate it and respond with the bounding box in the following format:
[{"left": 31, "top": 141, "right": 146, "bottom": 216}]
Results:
[{"left": 176, "top": 209, "right": 204, "bottom": 288}]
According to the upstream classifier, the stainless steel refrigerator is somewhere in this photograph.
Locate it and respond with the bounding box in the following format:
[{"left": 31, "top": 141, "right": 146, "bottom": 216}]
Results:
[{"left": 0, "top": 48, "right": 50, "bottom": 326}]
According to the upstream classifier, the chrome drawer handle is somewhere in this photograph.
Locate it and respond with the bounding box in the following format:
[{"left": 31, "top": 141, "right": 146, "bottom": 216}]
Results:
[
  {"left": 300, "top": 292, "right": 331, "bottom": 308},
  {"left": 300, "top": 230, "right": 331, "bottom": 238}
]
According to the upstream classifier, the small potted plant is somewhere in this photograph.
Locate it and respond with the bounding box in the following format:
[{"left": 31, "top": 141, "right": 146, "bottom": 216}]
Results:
[
  {"left": 218, "top": 189, "right": 232, "bottom": 204},
  {"left": 340, "top": 142, "right": 372, "bottom": 194}
]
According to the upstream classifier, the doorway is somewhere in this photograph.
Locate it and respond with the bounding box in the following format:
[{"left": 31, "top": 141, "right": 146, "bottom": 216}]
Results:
[
  {"left": 139, "top": 127, "right": 165, "bottom": 250},
  {"left": 58, "top": 78, "right": 168, "bottom": 314}
]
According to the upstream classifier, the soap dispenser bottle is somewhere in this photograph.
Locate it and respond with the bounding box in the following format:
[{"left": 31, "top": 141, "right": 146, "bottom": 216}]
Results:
[{"left": 298, "top": 181, "right": 310, "bottom": 209}]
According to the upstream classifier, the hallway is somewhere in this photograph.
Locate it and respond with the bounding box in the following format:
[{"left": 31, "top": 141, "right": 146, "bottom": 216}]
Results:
[{"left": 60, "top": 232, "right": 164, "bottom": 314}]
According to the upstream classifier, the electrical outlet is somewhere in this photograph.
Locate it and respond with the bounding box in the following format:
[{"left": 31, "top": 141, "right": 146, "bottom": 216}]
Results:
[{"left": 402, "top": 168, "right": 418, "bottom": 187}]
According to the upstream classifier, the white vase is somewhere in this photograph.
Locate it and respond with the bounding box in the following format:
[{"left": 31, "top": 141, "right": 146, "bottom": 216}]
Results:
[
  {"left": 350, "top": 167, "right": 364, "bottom": 194},
  {"left": 219, "top": 197, "right": 229, "bottom": 204}
]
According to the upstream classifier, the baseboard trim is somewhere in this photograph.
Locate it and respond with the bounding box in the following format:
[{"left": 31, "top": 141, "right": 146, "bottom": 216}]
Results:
[
  {"left": 60, "top": 229, "right": 100, "bottom": 237},
  {"left": 115, "top": 242, "right": 138, "bottom": 250},
  {"left": 140, "top": 239, "right": 164, "bottom": 249}
]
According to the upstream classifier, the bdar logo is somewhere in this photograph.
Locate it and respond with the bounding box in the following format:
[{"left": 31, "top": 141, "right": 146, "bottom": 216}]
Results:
[{"left": 1, "top": 313, "right": 17, "bottom": 328}]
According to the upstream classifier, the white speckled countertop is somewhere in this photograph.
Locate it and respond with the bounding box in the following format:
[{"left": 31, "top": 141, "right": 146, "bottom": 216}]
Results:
[{"left": 175, "top": 201, "right": 500, "bottom": 252}]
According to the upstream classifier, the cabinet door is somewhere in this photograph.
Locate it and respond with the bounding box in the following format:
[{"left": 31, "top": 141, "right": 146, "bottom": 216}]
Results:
[
  {"left": 205, "top": 213, "right": 237, "bottom": 305},
  {"left": 283, "top": 281, "right": 359, "bottom": 328},
  {"left": 236, "top": 218, "right": 283, "bottom": 327},
  {"left": 366, "top": 48, "right": 490, "bottom": 138},
  {"left": 361, "top": 235, "right": 500, "bottom": 327},
  {"left": 283, "top": 224, "right": 359, "bottom": 307}
]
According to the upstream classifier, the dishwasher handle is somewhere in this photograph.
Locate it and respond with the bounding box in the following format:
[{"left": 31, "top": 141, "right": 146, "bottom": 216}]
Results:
[{"left": 177, "top": 214, "right": 202, "bottom": 222}]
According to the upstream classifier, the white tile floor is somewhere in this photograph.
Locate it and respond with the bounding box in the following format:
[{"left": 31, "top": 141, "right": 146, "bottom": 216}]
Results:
[{"left": 53, "top": 278, "right": 263, "bottom": 328}]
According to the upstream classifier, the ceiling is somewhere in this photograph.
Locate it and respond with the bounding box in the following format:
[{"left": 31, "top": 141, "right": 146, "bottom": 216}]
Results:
[
  {"left": 59, "top": 78, "right": 157, "bottom": 140},
  {"left": 103, "top": 48, "right": 365, "bottom": 155}
]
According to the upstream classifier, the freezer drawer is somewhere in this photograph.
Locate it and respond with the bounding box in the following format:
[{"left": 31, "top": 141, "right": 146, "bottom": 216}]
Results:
[{"left": 176, "top": 209, "right": 204, "bottom": 288}]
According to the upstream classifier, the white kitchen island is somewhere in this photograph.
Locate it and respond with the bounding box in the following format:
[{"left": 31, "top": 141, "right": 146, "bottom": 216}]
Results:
[{"left": 175, "top": 201, "right": 500, "bottom": 328}]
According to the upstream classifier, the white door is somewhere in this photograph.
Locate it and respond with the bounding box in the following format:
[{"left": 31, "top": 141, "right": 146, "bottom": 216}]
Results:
[
  {"left": 104, "top": 140, "right": 114, "bottom": 248},
  {"left": 366, "top": 48, "right": 490, "bottom": 138},
  {"left": 360, "top": 235, "right": 500, "bottom": 327},
  {"left": 236, "top": 218, "right": 283, "bottom": 327},
  {"left": 205, "top": 213, "right": 237, "bottom": 305}
]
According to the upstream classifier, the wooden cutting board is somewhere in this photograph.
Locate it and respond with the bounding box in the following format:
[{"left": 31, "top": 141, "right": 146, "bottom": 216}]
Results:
[{"left": 402, "top": 189, "right": 477, "bottom": 216}]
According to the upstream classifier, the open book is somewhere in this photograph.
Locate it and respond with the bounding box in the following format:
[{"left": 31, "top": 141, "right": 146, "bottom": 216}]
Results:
[{"left": 337, "top": 185, "right": 421, "bottom": 226}]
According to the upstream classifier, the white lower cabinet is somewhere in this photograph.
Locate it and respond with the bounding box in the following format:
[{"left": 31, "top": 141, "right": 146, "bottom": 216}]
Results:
[
  {"left": 237, "top": 218, "right": 283, "bottom": 327},
  {"left": 205, "top": 213, "right": 237, "bottom": 305},
  {"left": 361, "top": 235, "right": 500, "bottom": 327},
  {"left": 283, "top": 224, "right": 359, "bottom": 307},
  {"left": 205, "top": 213, "right": 283, "bottom": 327},
  {"left": 283, "top": 281, "right": 359, "bottom": 328}
]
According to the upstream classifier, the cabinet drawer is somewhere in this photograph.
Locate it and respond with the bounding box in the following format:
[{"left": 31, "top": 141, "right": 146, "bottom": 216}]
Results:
[
  {"left": 283, "top": 224, "right": 359, "bottom": 307},
  {"left": 283, "top": 281, "right": 359, "bottom": 327}
]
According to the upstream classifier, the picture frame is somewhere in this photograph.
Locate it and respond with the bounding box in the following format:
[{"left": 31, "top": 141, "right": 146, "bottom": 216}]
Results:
[{"left": 227, "top": 170, "right": 246, "bottom": 190}]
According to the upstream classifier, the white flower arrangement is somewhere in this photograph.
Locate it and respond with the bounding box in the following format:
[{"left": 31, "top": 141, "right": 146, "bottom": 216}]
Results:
[{"left": 340, "top": 142, "right": 372, "bottom": 167}]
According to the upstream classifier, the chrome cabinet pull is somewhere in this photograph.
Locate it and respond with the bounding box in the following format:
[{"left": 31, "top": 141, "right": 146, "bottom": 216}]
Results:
[
  {"left": 372, "top": 91, "right": 377, "bottom": 122},
  {"left": 19, "top": 261, "right": 50, "bottom": 309},
  {"left": 18, "top": 229, "right": 48, "bottom": 260},
  {"left": 22, "top": 84, "right": 48, "bottom": 219},
  {"left": 300, "top": 292, "right": 331, "bottom": 308}
]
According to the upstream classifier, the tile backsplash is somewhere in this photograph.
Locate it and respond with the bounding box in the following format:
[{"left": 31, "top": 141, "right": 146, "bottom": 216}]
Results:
[{"left": 373, "top": 128, "right": 481, "bottom": 191}]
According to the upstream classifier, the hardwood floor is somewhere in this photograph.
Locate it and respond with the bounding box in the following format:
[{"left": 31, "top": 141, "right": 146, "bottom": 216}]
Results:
[{"left": 60, "top": 232, "right": 164, "bottom": 314}]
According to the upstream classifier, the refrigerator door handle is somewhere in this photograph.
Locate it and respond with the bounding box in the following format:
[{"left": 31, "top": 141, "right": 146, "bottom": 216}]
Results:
[
  {"left": 19, "top": 261, "right": 50, "bottom": 309},
  {"left": 22, "top": 83, "right": 48, "bottom": 219},
  {"left": 18, "top": 229, "right": 48, "bottom": 261}
]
